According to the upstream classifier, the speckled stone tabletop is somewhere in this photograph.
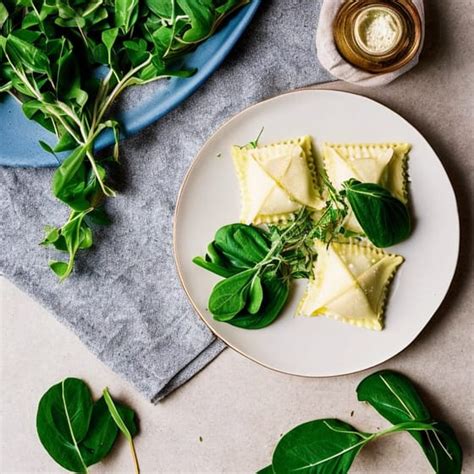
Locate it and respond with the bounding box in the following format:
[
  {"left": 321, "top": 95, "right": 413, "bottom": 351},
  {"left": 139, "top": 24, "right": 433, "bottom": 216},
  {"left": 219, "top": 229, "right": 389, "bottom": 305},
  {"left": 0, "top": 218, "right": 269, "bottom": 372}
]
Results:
[{"left": 1, "top": 0, "right": 473, "bottom": 472}]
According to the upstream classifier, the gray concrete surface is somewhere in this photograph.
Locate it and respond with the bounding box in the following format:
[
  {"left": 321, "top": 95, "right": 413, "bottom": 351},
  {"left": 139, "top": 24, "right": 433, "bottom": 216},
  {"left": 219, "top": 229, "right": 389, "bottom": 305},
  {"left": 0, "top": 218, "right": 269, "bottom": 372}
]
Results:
[{"left": 1, "top": 0, "right": 473, "bottom": 472}]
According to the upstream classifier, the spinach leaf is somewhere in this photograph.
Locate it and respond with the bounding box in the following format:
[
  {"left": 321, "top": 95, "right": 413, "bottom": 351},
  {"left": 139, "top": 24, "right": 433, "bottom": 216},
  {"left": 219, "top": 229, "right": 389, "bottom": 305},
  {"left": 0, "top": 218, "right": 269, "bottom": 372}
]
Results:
[
  {"left": 272, "top": 419, "right": 369, "bottom": 474},
  {"left": 114, "top": 0, "right": 139, "bottom": 34},
  {"left": 357, "top": 371, "right": 462, "bottom": 474},
  {"left": 37, "top": 379, "right": 138, "bottom": 472},
  {"left": 262, "top": 370, "right": 463, "bottom": 474},
  {"left": 177, "top": 0, "right": 215, "bottom": 42},
  {"left": 36, "top": 378, "right": 93, "bottom": 473},
  {"left": 209, "top": 268, "right": 256, "bottom": 321},
  {"left": 215, "top": 224, "right": 270, "bottom": 268},
  {"left": 229, "top": 273, "right": 289, "bottom": 329},
  {"left": 343, "top": 179, "right": 411, "bottom": 247}
]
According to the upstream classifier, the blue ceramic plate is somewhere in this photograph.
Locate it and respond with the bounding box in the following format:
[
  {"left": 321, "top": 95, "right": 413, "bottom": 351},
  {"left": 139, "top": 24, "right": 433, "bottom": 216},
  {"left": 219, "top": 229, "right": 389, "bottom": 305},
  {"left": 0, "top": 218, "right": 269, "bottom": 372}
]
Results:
[{"left": 0, "top": 1, "right": 261, "bottom": 168}]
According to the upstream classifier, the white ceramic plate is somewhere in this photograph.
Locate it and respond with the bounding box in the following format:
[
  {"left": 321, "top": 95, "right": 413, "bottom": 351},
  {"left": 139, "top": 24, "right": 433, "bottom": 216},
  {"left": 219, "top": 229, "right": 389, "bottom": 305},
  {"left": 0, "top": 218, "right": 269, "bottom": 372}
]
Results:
[{"left": 174, "top": 89, "right": 459, "bottom": 377}]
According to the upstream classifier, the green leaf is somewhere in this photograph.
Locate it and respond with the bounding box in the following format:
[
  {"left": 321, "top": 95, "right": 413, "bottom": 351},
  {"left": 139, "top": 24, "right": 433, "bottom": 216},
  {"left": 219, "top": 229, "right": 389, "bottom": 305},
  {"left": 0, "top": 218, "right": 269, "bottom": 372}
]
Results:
[
  {"left": 49, "top": 260, "right": 70, "bottom": 277},
  {"left": 343, "top": 179, "right": 411, "bottom": 248},
  {"left": 6, "top": 33, "right": 50, "bottom": 74},
  {"left": 0, "top": 2, "right": 8, "bottom": 29},
  {"left": 115, "top": 0, "right": 139, "bottom": 33},
  {"left": 80, "top": 396, "right": 119, "bottom": 466},
  {"left": 176, "top": 0, "right": 215, "bottom": 42},
  {"left": 102, "top": 27, "right": 119, "bottom": 66},
  {"left": 357, "top": 371, "right": 462, "bottom": 474},
  {"left": 272, "top": 419, "right": 369, "bottom": 474},
  {"left": 229, "top": 273, "right": 289, "bottom": 329},
  {"left": 256, "top": 466, "right": 274, "bottom": 474},
  {"left": 54, "top": 132, "right": 78, "bottom": 153},
  {"left": 214, "top": 224, "right": 270, "bottom": 269},
  {"left": 209, "top": 268, "right": 256, "bottom": 321},
  {"left": 103, "top": 388, "right": 140, "bottom": 473},
  {"left": 52, "top": 146, "right": 89, "bottom": 209},
  {"left": 247, "top": 274, "right": 263, "bottom": 314},
  {"left": 36, "top": 378, "right": 93, "bottom": 472}
]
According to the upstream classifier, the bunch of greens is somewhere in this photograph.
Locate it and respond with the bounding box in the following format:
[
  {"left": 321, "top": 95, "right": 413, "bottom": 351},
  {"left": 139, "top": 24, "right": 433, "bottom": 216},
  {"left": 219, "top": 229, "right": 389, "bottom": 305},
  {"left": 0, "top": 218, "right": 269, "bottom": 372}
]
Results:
[
  {"left": 0, "top": 0, "right": 250, "bottom": 280},
  {"left": 194, "top": 172, "right": 411, "bottom": 329},
  {"left": 259, "top": 370, "right": 462, "bottom": 474},
  {"left": 36, "top": 378, "right": 139, "bottom": 473}
]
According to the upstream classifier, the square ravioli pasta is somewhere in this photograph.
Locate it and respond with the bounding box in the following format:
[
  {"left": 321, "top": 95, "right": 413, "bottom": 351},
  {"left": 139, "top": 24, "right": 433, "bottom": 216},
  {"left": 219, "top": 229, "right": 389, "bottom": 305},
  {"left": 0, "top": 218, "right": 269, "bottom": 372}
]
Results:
[
  {"left": 298, "top": 240, "right": 403, "bottom": 330},
  {"left": 232, "top": 136, "right": 324, "bottom": 224},
  {"left": 323, "top": 143, "right": 410, "bottom": 232}
]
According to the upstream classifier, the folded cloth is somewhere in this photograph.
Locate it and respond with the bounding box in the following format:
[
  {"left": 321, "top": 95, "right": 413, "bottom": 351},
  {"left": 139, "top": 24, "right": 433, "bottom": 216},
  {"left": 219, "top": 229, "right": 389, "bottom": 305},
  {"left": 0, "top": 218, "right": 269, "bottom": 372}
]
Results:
[
  {"left": 0, "top": 0, "right": 331, "bottom": 402},
  {"left": 316, "top": 0, "right": 425, "bottom": 87}
]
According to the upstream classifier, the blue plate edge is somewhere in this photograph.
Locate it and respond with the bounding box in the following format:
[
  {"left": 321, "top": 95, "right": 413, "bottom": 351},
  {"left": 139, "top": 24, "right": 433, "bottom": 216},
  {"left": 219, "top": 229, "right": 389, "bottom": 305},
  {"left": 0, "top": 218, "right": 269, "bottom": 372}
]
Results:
[{"left": 0, "top": 1, "right": 261, "bottom": 168}]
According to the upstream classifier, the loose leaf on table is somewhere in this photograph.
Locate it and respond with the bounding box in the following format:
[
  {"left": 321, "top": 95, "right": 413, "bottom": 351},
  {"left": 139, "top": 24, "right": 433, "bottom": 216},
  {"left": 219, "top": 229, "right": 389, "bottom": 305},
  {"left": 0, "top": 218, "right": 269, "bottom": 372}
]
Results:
[
  {"left": 271, "top": 419, "right": 370, "bottom": 474},
  {"left": 103, "top": 387, "right": 140, "bottom": 474},
  {"left": 80, "top": 396, "right": 136, "bottom": 466},
  {"left": 37, "top": 379, "right": 138, "bottom": 472},
  {"left": 36, "top": 378, "right": 93, "bottom": 473},
  {"left": 343, "top": 179, "right": 411, "bottom": 247},
  {"left": 357, "top": 370, "right": 462, "bottom": 474}
]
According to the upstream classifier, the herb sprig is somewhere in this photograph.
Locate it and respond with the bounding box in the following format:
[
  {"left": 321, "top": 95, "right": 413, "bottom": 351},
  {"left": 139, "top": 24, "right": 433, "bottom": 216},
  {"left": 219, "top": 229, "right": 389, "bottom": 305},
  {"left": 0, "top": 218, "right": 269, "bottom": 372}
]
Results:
[{"left": 0, "top": 0, "right": 250, "bottom": 279}]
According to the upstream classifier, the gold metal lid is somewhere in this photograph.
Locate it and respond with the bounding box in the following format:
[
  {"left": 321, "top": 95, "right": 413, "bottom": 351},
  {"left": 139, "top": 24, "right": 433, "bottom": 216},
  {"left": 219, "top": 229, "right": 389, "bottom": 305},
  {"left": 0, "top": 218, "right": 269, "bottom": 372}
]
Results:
[{"left": 333, "top": 0, "right": 422, "bottom": 74}]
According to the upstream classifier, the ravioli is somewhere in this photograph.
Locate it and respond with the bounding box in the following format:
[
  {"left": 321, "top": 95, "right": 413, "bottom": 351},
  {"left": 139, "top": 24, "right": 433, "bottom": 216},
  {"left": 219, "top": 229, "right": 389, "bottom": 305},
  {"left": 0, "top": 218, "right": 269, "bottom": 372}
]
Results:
[
  {"left": 298, "top": 240, "right": 403, "bottom": 330},
  {"left": 232, "top": 136, "right": 323, "bottom": 224},
  {"left": 323, "top": 143, "right": 410, "bottom": 232}
]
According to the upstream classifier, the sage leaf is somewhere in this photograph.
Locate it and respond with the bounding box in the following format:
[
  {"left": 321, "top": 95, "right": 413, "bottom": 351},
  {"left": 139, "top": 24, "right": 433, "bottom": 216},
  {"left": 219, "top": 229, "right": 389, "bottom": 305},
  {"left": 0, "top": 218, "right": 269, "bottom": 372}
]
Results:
[
  {"left": 209, "top": 268, "right": 256, "bottom": 321},
  {"left": 357, "top": 370, "right": 462, "bottom": 474},
  {"left": 343, "top": 179, "right": 411, "bottom": 247},
  {"left": 272, "top": 419, "right": 369, "bottom": 474},
  {"left": 36, "top": 378, "right": 93, "bottom": 473}
]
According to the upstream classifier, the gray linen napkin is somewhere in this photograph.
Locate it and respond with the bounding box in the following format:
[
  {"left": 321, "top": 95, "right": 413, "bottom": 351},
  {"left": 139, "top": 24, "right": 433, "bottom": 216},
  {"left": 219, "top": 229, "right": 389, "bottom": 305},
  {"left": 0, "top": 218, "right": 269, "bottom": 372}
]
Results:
[{"left": 0, "top": 0, "right": 331, "bottom": 402}]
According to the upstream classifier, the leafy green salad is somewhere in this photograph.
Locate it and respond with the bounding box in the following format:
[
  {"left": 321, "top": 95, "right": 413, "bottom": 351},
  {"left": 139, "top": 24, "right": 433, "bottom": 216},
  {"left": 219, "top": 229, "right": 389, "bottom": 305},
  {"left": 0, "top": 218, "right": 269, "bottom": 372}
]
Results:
[{"left": 0, "top": 0, "right": 250, "bottom": 279}]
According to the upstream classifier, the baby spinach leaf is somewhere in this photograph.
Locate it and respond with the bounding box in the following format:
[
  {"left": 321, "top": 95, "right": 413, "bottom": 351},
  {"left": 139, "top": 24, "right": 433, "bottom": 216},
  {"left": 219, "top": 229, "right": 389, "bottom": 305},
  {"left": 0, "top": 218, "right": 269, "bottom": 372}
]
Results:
[
  {"left": 343, "top": 179, "right": 411, "bottom": 248},
  {"left": 80, "top": 396, "right": 120, "bottom": 466},
  {"left": 209, "top": 268, "right": 256, "bottom": 321},
  {"left": 177, "top": 0, "right": 215, "bottom": 42},
  {"left": 115, "top": 0, "right": 139, "bottom": 33},
  {"left": 37, "top": 379, "right": 139, "bottom": 472},
  {"left": 36, "top": 378, "right": 93, "bottom": 473},
  {"left": 229, "top": 273, "right": 289, "bottom": 329},
  {"left": 6, "top": 33, "right": 50, "bottom": 74},
  {"left": 272, "top": 419, "right": 369, "bottom": 474},
  {"left": 357, "top": 371, "right": 462, "bottom": 474},
  {"left": 215, "top": 224, "right": 270, "bottom": 268}
]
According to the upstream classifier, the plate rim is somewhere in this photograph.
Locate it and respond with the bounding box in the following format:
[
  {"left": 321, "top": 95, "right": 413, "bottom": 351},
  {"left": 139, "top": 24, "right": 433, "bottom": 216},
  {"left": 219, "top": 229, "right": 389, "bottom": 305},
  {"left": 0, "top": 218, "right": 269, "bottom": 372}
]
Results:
[{"left": 173, "top": 87, "right": 460, "bottom": 379}]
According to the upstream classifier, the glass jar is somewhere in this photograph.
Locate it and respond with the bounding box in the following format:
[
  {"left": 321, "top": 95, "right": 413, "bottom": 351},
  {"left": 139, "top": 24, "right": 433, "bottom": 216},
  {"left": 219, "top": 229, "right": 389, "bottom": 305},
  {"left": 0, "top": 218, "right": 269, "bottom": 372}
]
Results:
[{"left": 333, "top": 0, "right": 422, "bottom": 74}]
